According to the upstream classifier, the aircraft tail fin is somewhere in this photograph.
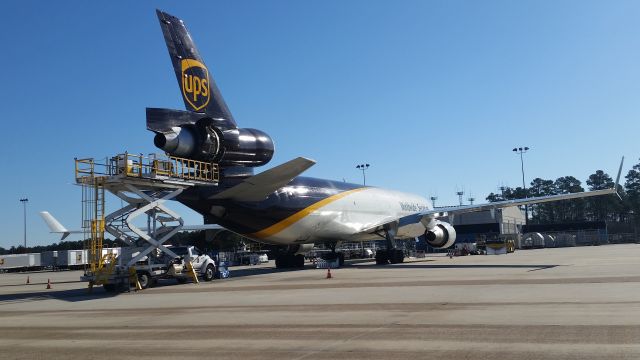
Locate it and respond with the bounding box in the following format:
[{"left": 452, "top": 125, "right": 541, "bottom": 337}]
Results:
[
  {"left": 39, "top": 211, "right": 72, "bottom": 241},
  {"left": 156, "top": 10, "right": 236, "bottom": 127}
]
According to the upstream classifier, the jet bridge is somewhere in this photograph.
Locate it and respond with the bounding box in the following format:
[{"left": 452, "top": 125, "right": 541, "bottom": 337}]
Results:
[{"left": 74, "top": 152, "right": 219, "bottom": 291}]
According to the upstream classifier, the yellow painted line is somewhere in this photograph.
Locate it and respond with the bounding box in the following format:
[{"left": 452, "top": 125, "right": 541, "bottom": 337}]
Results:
[{"left": 249, "top": 188, "right": 366, "bottom": 239}]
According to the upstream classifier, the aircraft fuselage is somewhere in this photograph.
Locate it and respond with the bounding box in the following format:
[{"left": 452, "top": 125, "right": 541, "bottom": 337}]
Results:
[{"left": 178, "top": 176, "right": 432, "bottom": 246}]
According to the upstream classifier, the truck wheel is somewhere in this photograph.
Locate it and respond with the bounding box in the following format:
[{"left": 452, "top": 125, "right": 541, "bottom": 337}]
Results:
[
  {"left": 103, "top": 284, "right": 116, "bottom": 292},
  {"left": 138, "top": 272, "right": 151, "bottom": 289},
  {"left": 203, "top": 264, "right": 215, "bottom": 282},
  {"left": 176, "top": 277, "right": 188, "bottom": 284}
]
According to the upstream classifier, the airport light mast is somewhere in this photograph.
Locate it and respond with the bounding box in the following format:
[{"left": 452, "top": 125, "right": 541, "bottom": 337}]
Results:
[
  {"left": 512, "top": 146, "right": 530, "bottom": 224},
  {"left": 356, "top": 163, "right": 370, "bottom": 186},
  {"left": 20, "top": 198, "right": 28, "bottom": 248},
  {"left": 456, "top": 190, "right": 464, "bottom": 206}
]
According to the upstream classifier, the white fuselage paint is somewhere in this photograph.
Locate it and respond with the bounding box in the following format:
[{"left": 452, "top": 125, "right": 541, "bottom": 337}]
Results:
[{"left": 259, "top": 187, "right": 431, "bottom": 245}]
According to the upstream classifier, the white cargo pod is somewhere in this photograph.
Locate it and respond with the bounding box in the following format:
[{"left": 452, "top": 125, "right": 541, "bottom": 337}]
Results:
[
  {"left": 57, "top": 250, "right": 88, "bottom": 269},
  {"left": 0, "top": 253, "right": 41, "bottom": 271}
]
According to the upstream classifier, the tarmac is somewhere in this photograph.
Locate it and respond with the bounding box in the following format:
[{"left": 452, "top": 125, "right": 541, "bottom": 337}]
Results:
[{"left": 1, "top": 243, "right": 639, "bottom": 359}]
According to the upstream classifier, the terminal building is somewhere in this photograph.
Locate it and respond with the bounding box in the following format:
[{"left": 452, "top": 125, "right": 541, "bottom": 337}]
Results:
[
  {"left": 418, "top": 206, "right": 525, "bottom": 252},
  {"left": 447, "top": 206, "right": 525, "bottom": 244}
]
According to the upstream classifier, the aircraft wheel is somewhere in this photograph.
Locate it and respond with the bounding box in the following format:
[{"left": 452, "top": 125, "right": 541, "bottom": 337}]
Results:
[
  {"left": 295, "top": 254, "right": 305, "bottom": 268},
  {"left": 389, "top": 249, "right": 404, "bottom": 264},
  {"left": 375, "top": 251, "right": 389, "bottom": 265}
]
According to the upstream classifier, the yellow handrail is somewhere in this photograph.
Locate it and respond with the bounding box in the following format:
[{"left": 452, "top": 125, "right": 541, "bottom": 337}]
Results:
[{"left": 74, "top": 152, "right": 219, "bottom": 184}]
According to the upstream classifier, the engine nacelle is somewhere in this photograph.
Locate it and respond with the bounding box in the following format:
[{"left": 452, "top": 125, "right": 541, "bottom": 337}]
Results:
[
  {"left": 153, "top": 118, "right": 274, "bottom": 167},
  {"left": 219, "top": 128, "right": 275, "bottom": 167},
  {"left": 425, "top": 221, "right": 456, "bottom": 249},
  {"left": 287, "top": 244, "right": 314, "bottom": 256}
]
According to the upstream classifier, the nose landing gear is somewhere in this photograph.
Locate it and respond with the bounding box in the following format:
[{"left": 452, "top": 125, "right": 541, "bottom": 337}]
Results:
[{"left": 375, "top": 223, "right": 405, "bottom": 265}]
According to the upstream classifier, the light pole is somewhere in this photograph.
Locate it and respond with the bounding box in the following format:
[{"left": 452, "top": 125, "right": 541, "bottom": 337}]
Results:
[
  {"left": 356, "top": 163, "right": 370, "bottom": 186},
  {"left": 20, "top": 198, "right": 28, "bottom": 248},
  {"left": 512, "top": 147, "right": 530, "bottom": 224}
]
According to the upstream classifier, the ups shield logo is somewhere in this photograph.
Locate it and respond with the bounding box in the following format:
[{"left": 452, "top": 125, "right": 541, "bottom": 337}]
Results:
[{"left": 181, "top": 59, "right": 211, "bottom": 112}]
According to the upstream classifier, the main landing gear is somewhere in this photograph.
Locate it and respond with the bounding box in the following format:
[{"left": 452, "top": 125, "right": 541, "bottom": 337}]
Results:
[
  {"left": 275, "top": 252, "right": 305, "bottom": 269},
  {"left": 321, "top": 242, "right": 345, "bottom": 267},
  {"left": 375, "top": 223, "right": 405, "bottom": 265}
]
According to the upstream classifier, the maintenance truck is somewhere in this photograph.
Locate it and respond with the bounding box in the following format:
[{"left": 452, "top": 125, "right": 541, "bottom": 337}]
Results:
[{"left": 95, "top": 246, "right": 217, "bottom": 292}]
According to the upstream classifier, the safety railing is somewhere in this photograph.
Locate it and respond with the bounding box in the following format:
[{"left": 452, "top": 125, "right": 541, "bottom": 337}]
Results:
[{"left": 75, "top": 152, "right": 219, "bottom": 184}]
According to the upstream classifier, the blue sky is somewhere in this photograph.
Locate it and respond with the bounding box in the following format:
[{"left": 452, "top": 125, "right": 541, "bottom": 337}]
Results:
[{"left": 1, "top": 1, "right": 639, "bottom": 249}]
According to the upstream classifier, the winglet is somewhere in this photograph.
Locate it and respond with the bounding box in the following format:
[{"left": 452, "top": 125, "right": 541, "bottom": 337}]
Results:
[
  {"left": 614, "top": 156, "right": 624, "bottom": 200},
  {"left": 40, "top": 211, "right": 71, "bottom": 241}
]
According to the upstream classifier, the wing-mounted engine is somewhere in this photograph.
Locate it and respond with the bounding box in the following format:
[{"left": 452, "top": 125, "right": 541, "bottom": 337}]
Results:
[
  {"left": 424, "top": 220, "right": 456, "bottom": 248},
  {"left": 287, "top": 243, "right": 314, "bottom": 256},
  {"left": 148, "top": 108, "right": 274, "bottom": 167}
]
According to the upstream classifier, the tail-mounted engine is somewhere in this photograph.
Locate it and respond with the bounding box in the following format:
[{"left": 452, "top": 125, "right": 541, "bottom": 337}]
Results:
[
  {"left": 425, "top": 220, "right": 456, "bottom": 249},
  {"left": 147, "top": 108, "right": 274, "bottom": 167}
]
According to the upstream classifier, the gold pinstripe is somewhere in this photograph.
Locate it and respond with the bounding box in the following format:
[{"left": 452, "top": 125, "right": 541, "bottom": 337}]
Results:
[{"left": 248, "top": 188, "right": 366, "bottom": 239}]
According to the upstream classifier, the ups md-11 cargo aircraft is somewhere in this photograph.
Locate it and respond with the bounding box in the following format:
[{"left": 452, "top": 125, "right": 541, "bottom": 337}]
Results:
[{"left": 48, "top": 10, "right": 622, "bottom": 269}]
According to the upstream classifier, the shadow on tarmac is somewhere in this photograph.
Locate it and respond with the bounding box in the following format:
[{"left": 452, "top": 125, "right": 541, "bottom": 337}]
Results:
[
  {"left": 0, "top": 287, "right": 119, "bottom": 304},
  {"left": 226, "top": 258, "right": 379, "bottom": 278},
  {"left": 350, "top": 263, "right": 560, "bottom": 271},
  {"left": 0, "top": 280, "right": 81, "bottom": 288}
]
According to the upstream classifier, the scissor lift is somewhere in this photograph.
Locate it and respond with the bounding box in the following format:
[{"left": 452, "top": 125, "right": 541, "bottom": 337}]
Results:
[{"left": 75, "top": 152, "right": 219, "bottom": 291}]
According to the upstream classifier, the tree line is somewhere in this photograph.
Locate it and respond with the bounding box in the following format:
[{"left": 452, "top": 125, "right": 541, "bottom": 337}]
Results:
[{"left": 485, "top": 158, "right": 640, "bottom": 224}]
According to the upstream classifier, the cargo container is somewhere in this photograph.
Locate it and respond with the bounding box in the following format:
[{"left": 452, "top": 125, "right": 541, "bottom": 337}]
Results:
[
  {"left": 101, "top": 247, "right": 121, "bottom": 261},
  {"left": 41, "top": 250, "right": 59, "bottom": 269},
  {"left": 57, "top": 249, "right": 88, "bottom": 270},
  {"left": 0, "top": 253, "right": 42, "bottom": 272}
]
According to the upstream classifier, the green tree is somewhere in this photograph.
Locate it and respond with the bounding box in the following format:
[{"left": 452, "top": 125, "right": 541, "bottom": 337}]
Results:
[
  {"left": 553, "top": 176, "right": 585, "bottom": 222},
  {"left": 585, "top": 170, "right": 620, "bottom": 221},
  {"left": 624, "top": 159, "right": 640, "bottom": 224},
  {"left": 528, "top": 178, "right": 556, "bottom": 223}
]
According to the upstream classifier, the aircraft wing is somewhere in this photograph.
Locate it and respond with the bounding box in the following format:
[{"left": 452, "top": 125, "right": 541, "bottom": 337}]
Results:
[
  {"left": 210, "top": 157, "right": 316, "bottom": 202},
  {"left": 420, "top": 187, "right": 616, "bottom": 218},
  {"left": 357, "top": 157, "right": 624, "bottom": 235},
  {"left": 424, "top": 156, "right": 623, "bottom": 217}
]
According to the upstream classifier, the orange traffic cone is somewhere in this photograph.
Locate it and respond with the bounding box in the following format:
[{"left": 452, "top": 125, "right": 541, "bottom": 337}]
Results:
[
  {"left": 26, "top": 276, "right": 30, "bottom": 284},
  {"left": 326, "top": 268, "right": 332, "bottom": 279},
  {"left": 46, "top": 279, "right": 52, "bottom": 289}
]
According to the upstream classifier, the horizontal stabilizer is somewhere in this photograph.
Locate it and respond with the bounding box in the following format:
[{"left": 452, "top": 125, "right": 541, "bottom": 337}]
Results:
[{"left": 210, "top": 157, "right": 316, "bottom": 202}]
